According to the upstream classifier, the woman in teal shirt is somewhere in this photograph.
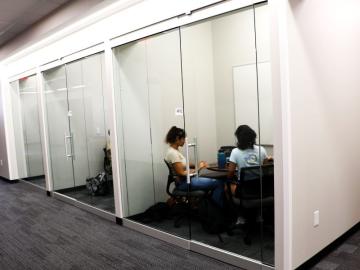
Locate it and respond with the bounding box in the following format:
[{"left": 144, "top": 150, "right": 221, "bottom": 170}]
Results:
[{"left": 227, "top": 125, "right": 272, "bottom": 194}]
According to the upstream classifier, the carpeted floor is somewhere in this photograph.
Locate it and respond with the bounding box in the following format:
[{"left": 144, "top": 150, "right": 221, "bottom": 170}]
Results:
[
  {"left": 0, "top": 179, "right": 242, "bottom": 270},
  {"left": 309, "top": 231, "right": 360, "bottom": 270},
  {"left": 129, "top": 215, "right": 274, "bottom": 265},
  {"left": 25, "top": 177, "right": 46, "bottom": 188}
]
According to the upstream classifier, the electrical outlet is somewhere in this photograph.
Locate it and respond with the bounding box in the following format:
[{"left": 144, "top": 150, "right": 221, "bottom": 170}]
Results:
[
  {"left": 0, "top": 160, "right": 3, "bottom": 166},
  {"left": 314, "top": 210, "right": 319, "bottom": 227}
]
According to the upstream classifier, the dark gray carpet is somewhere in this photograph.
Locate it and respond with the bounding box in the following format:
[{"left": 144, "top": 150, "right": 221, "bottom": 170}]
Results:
[
  {"left": 310, "top": 230, "right": 360, "bottom": 270},
  {"left": 129, "top": 216, "right": 274, "bottom": 265},
  {"left": 25, "top": 177, "right": 46, "bottom": 188},
  {"left": 0, "top": 180, "right": 242, "bottom": 270}
]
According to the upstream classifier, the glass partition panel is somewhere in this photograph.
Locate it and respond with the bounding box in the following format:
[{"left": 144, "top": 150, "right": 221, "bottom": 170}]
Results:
[
  {"left": 181, "top": 5, "right": 265, "bottom": 261},
  {"left": 19, "top": 76, "right": 44, "bottom": 178},
  {"left": 43, "top": 65, "right": 74, "bottom": 190},
  {"left": 10, "top": 76, "right": 45, "bottom": 187},
  {"left": 44, "top": 53, "right": 115, "bottom": 213},
  {"left": 113, "top": 29, "right": 189, "bottom": 239},
  {"left": 255, "top": 2, "right": 274, "bottom": 266},
  {"left": 10, "top": 80, "right": 28, "bottom": 179}
]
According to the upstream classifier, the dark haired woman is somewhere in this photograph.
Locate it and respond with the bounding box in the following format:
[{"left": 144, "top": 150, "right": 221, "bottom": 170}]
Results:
[
  {"left": 227, "top": 125, "right": 272, "bottom": 188},
  {"left": 165, "top": 126, "right": 224, "bottom": 207}
]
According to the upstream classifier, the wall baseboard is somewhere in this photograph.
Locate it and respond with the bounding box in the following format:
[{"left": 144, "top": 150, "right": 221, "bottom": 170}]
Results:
[
  {"left": 23, "top": 175, "right": 45, "bottom": 180},
  {"left": 296, "top": 221, "right": 360, "bottom": 269},
  {"left": 0, "top": 176, "right": 18, "bottom": 183}
]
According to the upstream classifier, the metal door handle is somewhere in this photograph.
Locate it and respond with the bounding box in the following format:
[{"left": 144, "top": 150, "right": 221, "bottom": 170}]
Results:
[
  {"left": 64, "top": 133, "right": 72, "bottom": 159},
  {"left": 185, "top": 137, "right": 199, "bottom": 184},
  {"left": 70, "top": 133, "right": 75, "bottom": 160}
]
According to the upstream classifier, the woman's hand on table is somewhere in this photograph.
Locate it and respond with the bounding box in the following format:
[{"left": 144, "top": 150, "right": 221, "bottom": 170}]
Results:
[
  {"left": 263, "top": 156, "right": 274, "bottom": 165},
  {"left": 199, "top": 161, "right": 208, "bottom": 169}
]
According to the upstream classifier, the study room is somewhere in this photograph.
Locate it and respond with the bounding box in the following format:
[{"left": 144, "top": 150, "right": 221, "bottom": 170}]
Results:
[{"left": 112, "top": 2, "right": 274, "bottom": 267}]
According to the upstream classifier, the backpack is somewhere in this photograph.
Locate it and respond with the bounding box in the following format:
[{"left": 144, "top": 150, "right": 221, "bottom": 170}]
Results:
[
  {"left": 198, "top": 197, "right": 236, "bottom": 234},
  {"left": 138, "top": 202, "right": 170, "bottom": 223},
  {"left": 86, "top": 171, "right": 108, "bottom": 195}
]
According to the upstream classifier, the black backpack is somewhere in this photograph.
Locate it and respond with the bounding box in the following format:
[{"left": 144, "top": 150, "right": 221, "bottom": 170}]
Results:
[
  {"left": 138, "top": 202, "right": 170, "bottom": 223},
  {"left": 198, "top": 197, "right": 236, "bottom": 235},
  {"left": 86, "top": 172, "right": 108, "bottom": 195}
]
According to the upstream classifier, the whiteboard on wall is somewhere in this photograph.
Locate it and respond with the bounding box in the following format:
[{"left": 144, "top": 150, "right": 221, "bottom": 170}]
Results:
[{"left": 233, "top": 61, "right": 273, "bottom": 145}]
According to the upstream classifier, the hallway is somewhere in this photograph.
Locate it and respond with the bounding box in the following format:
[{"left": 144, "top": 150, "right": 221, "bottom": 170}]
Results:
[{"left": 0, "top": 180, "right": 240, "bottom": 270}]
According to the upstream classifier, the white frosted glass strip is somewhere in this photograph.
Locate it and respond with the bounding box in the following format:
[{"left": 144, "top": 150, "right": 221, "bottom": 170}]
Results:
[
  {"left": 81, "top": 53, "right": 107, "bottom": 179},
  {"left": 146, "top": 29, "right": 184, "bottom": 203},
  {"left": 257, "top": 61, "right": 273, "bottom": 145},
  {"left": 66, "top": 60, "right": 90, "bottom": 186},
  {"left": 115, "top": 40, "right": 155, "bottom": 216},
  {"left": 43, "top": 66, "right": 74, "bottom": 190},
  {"left": 181, "top": 21, "right": 218, "bottom": 164},
  {"left": 233, "top": 64, "right": 259, "bottom": 140},
  {"left": 20, "top": 92, "right": 44, "bottom": 177},
  {"left": 10, "top": 81, "right": 28, "bottom": 178}
]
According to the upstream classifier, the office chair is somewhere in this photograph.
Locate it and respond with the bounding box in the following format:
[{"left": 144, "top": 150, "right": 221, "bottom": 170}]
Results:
[
  {"left": 233, "top": 164, "right": 274, "bottom": 245},
  {"left": 164, "top": 159, "right": 206, "bottom": 227}
]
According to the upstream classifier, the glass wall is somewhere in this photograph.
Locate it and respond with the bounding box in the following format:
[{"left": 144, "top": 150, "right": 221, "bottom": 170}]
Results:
[
  {"left": 43, "top": 52, "right": 115, "bottom": 213},
  {"left": 181, "top": 3, "right": 274, "bottom": 265},
  {"left": 10, "top": 75, "right": 45, "bottom": 187},
  {"left": 113, "top": 3, "right": 273, "bottom": 267},
  {"left": 113, "top": 28, "right": 188, "bottom": 238}
]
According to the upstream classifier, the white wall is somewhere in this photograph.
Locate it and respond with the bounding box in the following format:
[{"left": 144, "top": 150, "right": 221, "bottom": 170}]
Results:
[
  {"left": 283, "top": 0, "right": 360, "bottom": 268},
  {"left": 0, "top": 77, "right": 10, "bottom": 179}
]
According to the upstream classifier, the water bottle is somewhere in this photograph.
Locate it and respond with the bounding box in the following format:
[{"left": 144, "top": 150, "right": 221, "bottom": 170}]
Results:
[{"left": 217, "top": 150, "right": 226, "bottom": 169}]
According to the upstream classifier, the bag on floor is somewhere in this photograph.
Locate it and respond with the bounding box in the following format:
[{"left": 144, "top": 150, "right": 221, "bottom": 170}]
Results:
[
  {"left": 139, "top": 202, "right": 170, "bottom": 223},
  {"left": 86, "top": 171, "right": 108, "bottom": 196},
  {"left": 198, "top": 198, "right": 235, "bottom": 234}
]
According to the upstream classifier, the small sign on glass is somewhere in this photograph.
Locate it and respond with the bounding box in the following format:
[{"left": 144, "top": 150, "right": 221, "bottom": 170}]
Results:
[{"left": 175, "top": 107, "right": 183, "bottom": 116}]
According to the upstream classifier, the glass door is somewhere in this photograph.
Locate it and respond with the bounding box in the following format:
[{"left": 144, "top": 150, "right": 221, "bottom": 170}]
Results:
[
  {"left": 44, "top": 53, "right": 115, "bottom": 213},
  {"left": 44, "top": 65, "right": 75, "bottom": 190},
  {"left": 113, "top": 28, "right": 189, "bottom": 239},
  {"left": 113, "top": 2, "right": 273, "bottom": 267},
  {"left": 180, "top": 3, "right": 273, "bottom": 266}
]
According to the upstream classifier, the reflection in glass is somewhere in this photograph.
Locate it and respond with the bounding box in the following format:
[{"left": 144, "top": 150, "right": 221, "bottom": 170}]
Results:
[
  {"left": 43, "top": 53, "right": 115, "bottom": 213},
  {"left": 10, "top": 76, "right": 45, "bottom": 187}
]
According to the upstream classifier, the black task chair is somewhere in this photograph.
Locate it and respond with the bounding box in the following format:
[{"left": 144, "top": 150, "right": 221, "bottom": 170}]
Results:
[
  {"left": 164, "top": 159, "right": 206, "bottom": 227},
  {"left": 234, "top": 164, "right": 274, "bottom": 245}
]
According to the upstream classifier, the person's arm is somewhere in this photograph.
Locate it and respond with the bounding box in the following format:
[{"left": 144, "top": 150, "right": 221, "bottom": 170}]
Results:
[
  {"left": 172, "top": 162, "right": 195, "bottom": 177},
  {"left": 263, "top": 156, "right": 274, "bottom": 165},
  {"left": 189, "top": 161, "right": 208, "bottom": 170},
  {"left": 261, "top": 147, "right": 273, "bottom": 164},
  {"left": 227, "top": 162, "right": 237, "bottom": 179}
]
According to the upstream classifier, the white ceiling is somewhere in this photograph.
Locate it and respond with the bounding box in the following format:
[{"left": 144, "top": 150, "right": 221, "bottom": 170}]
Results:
[{"left": 0, "top": 0, "right": 70, "bottom": 47}]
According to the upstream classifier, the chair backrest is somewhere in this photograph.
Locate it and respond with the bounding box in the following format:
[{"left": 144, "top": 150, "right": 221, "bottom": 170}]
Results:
[
  {"left": 219, "top": 145, "right": 235, "bottom": 158},
  {"left": 164, "top": 159, "right": 179, "bottom": 197},
  {"left": 238, "top": 164, "right": 274, "bottom": 200}
]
